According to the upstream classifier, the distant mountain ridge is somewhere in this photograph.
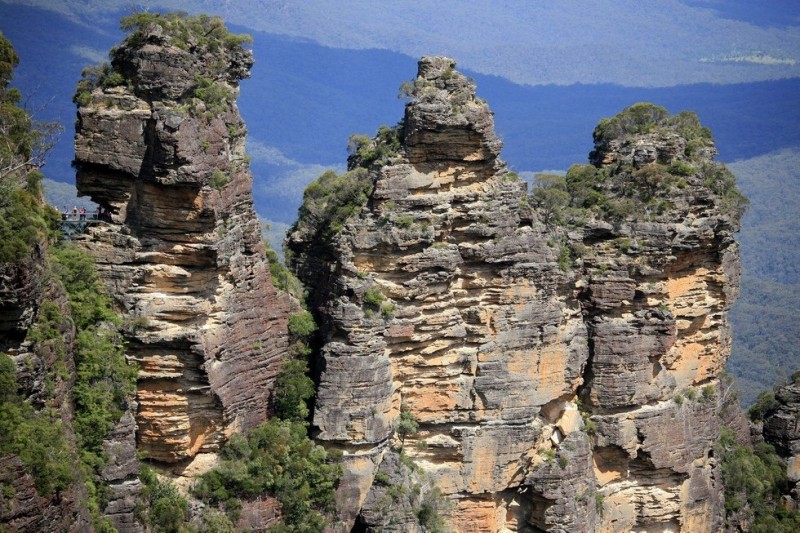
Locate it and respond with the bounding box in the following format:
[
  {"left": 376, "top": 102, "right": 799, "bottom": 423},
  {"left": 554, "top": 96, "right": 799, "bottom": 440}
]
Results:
[
  {"left": 3, "top": 4, "right": 800, "bottom": 225},
  {"left": 3, "top": 0, "right": 800, "bottom": 87}
]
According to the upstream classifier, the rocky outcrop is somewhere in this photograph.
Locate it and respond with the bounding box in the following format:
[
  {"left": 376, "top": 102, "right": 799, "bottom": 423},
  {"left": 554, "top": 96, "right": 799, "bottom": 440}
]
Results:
[
  {"left": 0, "top": 248, "right": 91, "bottom": 532},
  {"left": 0, "top": 247, "right": 46, "bottom": 350},
  {"left": 73, "top": 20, "right": 292, "bottom": 471},
  {"left": 762, "top": 376, "right": 800, "bottom": 508},
  {"left": 289, "top": 57, "right": 743, "bottom": 531}
]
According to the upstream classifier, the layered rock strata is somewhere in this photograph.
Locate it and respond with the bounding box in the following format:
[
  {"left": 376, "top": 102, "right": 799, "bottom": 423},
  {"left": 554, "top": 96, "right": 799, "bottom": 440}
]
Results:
[
  {"left": 762, "top": 377, "right": 800, "bottom": 508},
  {"left": 74, "top": 23, "right": 291, "bottom": 469},
  {"left": 289, "top": 57, "right": 743, "bottom": 532}
]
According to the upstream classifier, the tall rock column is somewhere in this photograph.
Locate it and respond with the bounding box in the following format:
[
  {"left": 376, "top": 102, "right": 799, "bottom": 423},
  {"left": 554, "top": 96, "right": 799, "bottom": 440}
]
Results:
[
  {"left": 290, "top": 57, "right": 593, "bottom": 531},
  {"left": 73, "top": 18, "right": 291, "bottom": 468},
  {"left": 290, "top": 59, "right": 744, "bottom": 532}
]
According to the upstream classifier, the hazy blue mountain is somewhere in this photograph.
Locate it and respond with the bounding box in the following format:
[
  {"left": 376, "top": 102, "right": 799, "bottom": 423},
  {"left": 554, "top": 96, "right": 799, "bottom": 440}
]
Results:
[
  {"left": 3, "top": 4, "right": 800, "bottom": 224},
  {"left": 728, "top": 148, "right": 800, "bottom": 404},
  {"left": 3, "top": 0, "right": 800, "bottom": 87}
]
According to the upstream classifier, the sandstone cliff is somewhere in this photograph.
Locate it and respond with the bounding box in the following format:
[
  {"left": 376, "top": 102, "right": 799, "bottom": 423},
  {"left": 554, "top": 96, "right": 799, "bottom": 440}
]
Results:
[
  {"left": 289, "top": 57, "right": 744, "bottom": 532},
  {"left": 73, "top": 16, "right": 292, "bottom": 483},
  {"left": 762, "top": 376, "right": 800, "bottom": 509}
]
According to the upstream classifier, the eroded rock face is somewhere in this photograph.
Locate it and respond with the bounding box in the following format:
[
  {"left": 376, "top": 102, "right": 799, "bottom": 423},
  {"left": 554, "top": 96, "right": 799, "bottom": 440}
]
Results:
[
  {"left": 762, "top": 378, "right": 800, "bottom": 508},
  {"left": 290, "top": 57, "right": 742, "bottom": 532},
  {"left": 74, "top": 25, "right": 291, "bottom": 468}
]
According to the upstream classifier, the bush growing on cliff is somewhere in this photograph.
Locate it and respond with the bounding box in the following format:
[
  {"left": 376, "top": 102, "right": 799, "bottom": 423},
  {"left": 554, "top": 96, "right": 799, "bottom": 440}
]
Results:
[
  {"left": 347, "top": 124, "right": 403, "bottom": 168},
  {"left": 0, "top": 353, "right": 74, "bottom": 497},
  {"left": 397, "top": 402, "right": 419, "bottom": 448},
  {"left": 272, "top": 359, "right": 315, "bottom": 422},
  {"left": 288, "top": 310, "right": 316, "bottom": 338},
  {"left": 717, "top": 426, "right": 800, "bottom": 531},
  {"left": 264, "top": 243, "right": 306, "bottom": 302},
  {"left": 294, "top": 167, "right": 373, "bottom": 240},
  {"left": 699, "top": 162, "right": 749, "bottom": 219},
  {"left": 593, "top": 103, "right": 712, "bottom": 149},
  {"left": 192, "top": 419, "right": 341, "bottom": 530},
  {"left": 119, "top": 11, "right": 252, "bottom": 53},
  {"left": 531, "top": 173, "right": 570, "bottom": 226},
  {"left": 73, "top": 63, "right": 127, "bottom": 106},
  {"left": 137, "top": 465, "right": 189, "bottom": 533},
  {"left": 193, "top": 76, "right": 235, "bottom": 114},
  {"left": 51, "top": 242, "right": 137, "bottom": 472}
]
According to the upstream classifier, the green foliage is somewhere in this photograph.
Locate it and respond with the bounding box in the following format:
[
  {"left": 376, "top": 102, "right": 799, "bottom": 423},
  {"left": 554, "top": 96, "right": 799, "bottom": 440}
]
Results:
[
  {"left": 193, "top": 419, "right": 341, "bottom": 530},
  {"left": 748, "top": 390, "right": 779, "bottom": 422},
  {"left": 50, "top": 242, "right": 137, "bottom": 471},
  {"left": 667, "top": 161, "right": 696, "bottom": 176},
  {"left": 416, "top": 487, "right": 448, "bottom": 532},
  {"left": 347, "top": 124, "right": 403, "bottom": 168},
  {"left": 50, "top": 243, "right": 116, "bottom": 329},
  {"left": 73, "top": 63, "right": 126, "bottom": 106},
  {"left": 138, "top": 466, "right": 189, "bottom": 533},
  {"left": 594, "top": 102, "right": 670, "bottom": 140},
  {"left": 534, "top": 107, "right": 746, "bottom": 227},
  {"left": 531, "top": 173, "right": 569, "bottom": 226},
  {"left": 374, "top": 471, "right": 391, "bottom": 486},
  {"left": 293, "top": 167, "right": 373, "bottom": 240},
  {"left": 395, "top": 214, "right": 414, "bottom": 228},
  {"left": 593, "top": 103, "right": 712, "bottom": 147},
  {"left": 119, "top": 11, "right": 252, "bottom": 53},
  {"left": 0, "top": 32, "right": 19, "bottom": 91},
  {"left": 717, "top": 427, "right": 800, "bottom": 530},
  {"left": 2, "top": 39, "right": 62, "bottom": 178},
  {"left": 700, "top": 385, "right": 716, "bottom": 403},
  {"left": 272, "top": 359, "right": 315, "bottom": 422},
  {"left": 288, "top": 310, "right": 316, "bottom": 338},
  {"left": 594, "top": 491, "right": 605, "bottom": 511},
  {"left": 557, "top": 243, "right": 571, "bottom": 271},
  {"left": 363, "top": 286, "right": 386, "bottom": 307},
  {"left": 265, "top": 243, "right": 306, "bottom": 302},
  {"left": 209, "top": 169, "right": 230, "bottom": 190},
  {"left": 380, "top": 301, "right": 396, "bottom": 318},
  {"left": 0, "top": 353, "right": 74, "bottom": 496},
  {"left": 699, "top": 162, "right": 749, "bottom": 220},
  {"left": 397, "top": 402, "right": 419, "bottom": 447},
  {"left": 0, "top": 176, "right": 59, "bottom": 265},
  {"left": 193, "top": 76, "right": 235, "bottom": 113}
]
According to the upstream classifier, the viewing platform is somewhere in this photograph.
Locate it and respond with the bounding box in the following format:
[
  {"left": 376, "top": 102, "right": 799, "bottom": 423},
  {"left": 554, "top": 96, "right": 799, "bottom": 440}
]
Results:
[{"left": 59, "top": 213, "right": 109, "bottom": 238}]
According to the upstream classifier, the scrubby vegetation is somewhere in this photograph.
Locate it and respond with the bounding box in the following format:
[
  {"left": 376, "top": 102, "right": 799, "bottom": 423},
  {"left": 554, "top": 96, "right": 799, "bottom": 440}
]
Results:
[
  {"left": 119, "top": 11, "right": 252, "bottom": 52},
  {"left": 592, "top": 103, "right": 712, "bottom": 149},
  {"left": 347, "top": 124, "right": 403, "bottom": 168},
  {"left": 73, "top": 63, "right": 127, "bottom": 106},
  {"left": 0, "top": 34, "right": 61, "bottom": 262},
  {"left": 0, "top": 172, "right": 60, "bottom": 263},
  {"left": 717, "top": 427, "right": 800, "bottom": 531},
  {"left": 73, "top": 12, "right": 251, "bottom": 108},
  {"left": 192, "top": 419, "right": 341, "bottom": 530},
  {"left": 193, "top": 76, "right": 235, "bottom": 114},
  {"left": 290, "top": 124, "right": 404, "bottom": 245},
  {"left": 136, "top": 466, "right": 189, "bottom": 533},
  {"left": 48, "top": 242, "right": 137, "bottom": 528},
  {"left": 0, "top": 353, "right": 74, "bottom": 496},
  {"left": 530, "top": 103, "right": 748, "bottom": 225},
  {"left": 274, "top": 310, "right": 317, "bottom": 422},
  {"left": 293, "top": 167, "right": 373, "bottom": 240},
  {"left": 397, "top": 402, "right": 419, "bottom": 448},
  {"left": 264, "top": 242, "right": 306, "bottom": 302}
]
